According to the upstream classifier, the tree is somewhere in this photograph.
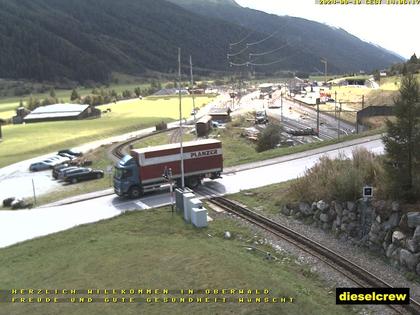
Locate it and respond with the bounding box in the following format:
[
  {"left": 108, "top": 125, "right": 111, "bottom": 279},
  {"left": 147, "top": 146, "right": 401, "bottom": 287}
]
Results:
[
  {"left": 408, "top": 53, "right": 418, "bottom": 64},
  {"left": 256, "top": 124, "right": 282, "bottom": 152},
  {"left": 70, "top": 89, "right": 80, "bottom": 101},
  {"left": 49, "top": 88, "right": 56, "bottom": 98},
  {"left": 134, "top": 87, "right": 142, "bottom": 97},
  {"left": 382, "top": 74, "right": 420, "bottom": 201}
]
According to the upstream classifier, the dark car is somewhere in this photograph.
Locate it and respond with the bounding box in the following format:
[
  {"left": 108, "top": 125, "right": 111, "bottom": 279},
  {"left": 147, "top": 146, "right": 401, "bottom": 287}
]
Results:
[
  {"left": 57, "top": 149, "right": 83, "bottom": 157},
  {"left": 65, "top": 169, "right": 104, "bottom": 184},
  {"left": 52, "top": 164, "right": 71, "bottom": 179},
  {"left": 58, "top": 167, "right": 88, "bottom": 180}
]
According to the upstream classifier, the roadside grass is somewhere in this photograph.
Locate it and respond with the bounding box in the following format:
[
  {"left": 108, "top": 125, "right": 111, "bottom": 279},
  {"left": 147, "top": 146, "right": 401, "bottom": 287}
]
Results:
[
  {"left": 226, "top": 181, "right": 295, "bottom": 216},
  {"left": 0, "top": 95, "right": 213, "bottom": 168},
  {"left": 0, "top": 207, "right": 356, "bottom": 315}
]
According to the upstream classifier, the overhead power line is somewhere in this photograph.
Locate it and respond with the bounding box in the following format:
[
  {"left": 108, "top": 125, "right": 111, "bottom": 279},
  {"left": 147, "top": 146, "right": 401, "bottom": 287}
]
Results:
[
  {"left": 247, "top": 30, "right": 278, "bottom": 47},
  {"left": 227, "top": 45, "right": 249, "bottom": 58},
  {"left": 229, "top": 32, "right": 253, "bottom": 47}
]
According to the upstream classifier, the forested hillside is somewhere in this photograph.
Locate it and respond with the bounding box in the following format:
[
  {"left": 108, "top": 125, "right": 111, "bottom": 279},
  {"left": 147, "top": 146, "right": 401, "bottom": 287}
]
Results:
[{"left": 0, "top": 0, "right": 403, "bottom": 84}]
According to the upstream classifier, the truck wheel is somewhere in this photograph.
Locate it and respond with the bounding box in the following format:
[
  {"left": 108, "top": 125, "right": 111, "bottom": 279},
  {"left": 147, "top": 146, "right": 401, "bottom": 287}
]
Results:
[
  {"left": 71, "top": 178, "right": 78, "bottom": 184},
  {"left": 129, "top": 186, "right": 142, "bottom": 199}
]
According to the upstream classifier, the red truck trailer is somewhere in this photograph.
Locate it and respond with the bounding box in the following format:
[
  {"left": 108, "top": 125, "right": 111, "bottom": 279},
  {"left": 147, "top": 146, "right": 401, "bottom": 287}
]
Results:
[{"left": 113, "top": 139, "right": 223, "bottom": 198}]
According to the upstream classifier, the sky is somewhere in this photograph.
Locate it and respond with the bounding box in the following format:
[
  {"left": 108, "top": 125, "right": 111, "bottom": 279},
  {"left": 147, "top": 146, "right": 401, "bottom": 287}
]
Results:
[{"left": 235, "top": 0, "right": 420, "bottom": 59}]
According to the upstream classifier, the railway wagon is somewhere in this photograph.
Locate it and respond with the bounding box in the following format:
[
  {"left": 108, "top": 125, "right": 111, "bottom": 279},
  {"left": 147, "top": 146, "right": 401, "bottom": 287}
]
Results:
[
  {"left": 113, "top": 139, "right": 223, "bottom": 198},
  {"left": 195, "top": 115, "right": 212, "bottom": 137}
]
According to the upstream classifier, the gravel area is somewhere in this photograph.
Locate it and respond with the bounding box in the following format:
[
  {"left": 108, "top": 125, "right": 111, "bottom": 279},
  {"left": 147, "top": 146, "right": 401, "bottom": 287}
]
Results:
[{"left": 212, "top": 208, "right": 420, "bottom": 315}]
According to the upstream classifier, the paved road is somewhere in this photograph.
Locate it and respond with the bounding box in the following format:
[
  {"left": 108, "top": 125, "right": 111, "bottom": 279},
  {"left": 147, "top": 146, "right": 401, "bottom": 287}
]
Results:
[{"left": 0, "top": 137, "right": 384, "bottom": 248}]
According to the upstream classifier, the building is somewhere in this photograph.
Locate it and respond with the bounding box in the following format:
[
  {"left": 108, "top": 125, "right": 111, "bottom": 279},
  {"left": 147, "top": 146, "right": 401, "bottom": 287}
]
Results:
[
  {"left": 209, "top": 108, "right": 231, "bottom": 123},
  {"left": 23, "top": 104, "right": 101, "bottom": 123}
]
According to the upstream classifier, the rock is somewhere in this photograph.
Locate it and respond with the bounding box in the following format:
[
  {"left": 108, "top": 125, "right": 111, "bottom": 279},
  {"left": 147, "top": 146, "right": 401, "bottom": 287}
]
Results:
[
  {"left": 335, "top": 216, "right": 342, "bottom": 226},
  {"left": 391, "top": 201, "right": 400, "bottom": 212},
  {"left": 347, "top": 201, "right": 356, "bottom": 212},
  {"left": 384, "top": 230, "right": 393, "bottom": 243},
  {"left": 348, "top": 212, "right": 357, "bottom": 221},
  {"left": 386, "top": 243, "right": 397, "bottom": 258},
  {"left": 382, "top": 212, "right": 400, "bottom": 231},
  {"left": 224, "top": 231, "right": 232, "bottom": 239},
  {"left": 334, "top": 201, "right": 343, "bottom": 216},
  {"left": 369, "top": 232, "right": 381, "bottom": 245},
  {"left": 392, "top": 231, "right": 406, "bottom": 245},
  {"left": 417, "top": 263, "right": 420, "bottom": 275},
  {"left": 407, "top": 212, "right": 420, "bottom": 228},
  {"left": 341, "top": 223, "right": 347, "bottom": 232},
  {"left": 299, "top": 202, "right": 313, "bottom": 216},
  {"left": 399, "top": 214, "right": 410, "bottom": 233},
  {"left": 407, "top": 239, "right": 420, "bottom": 253},
  {"left": 317, "top": 200, "right": 329, "bottom": 212},
  {"left": 414, "top": 226, "right": 420, "bottom": 241},
  {"left": 320, "top": 213, "right": 330, "bottom": 223},
  {"left": 375, "top": 215, "right": 382, "bottom": 224},
  {"left": 399, "top": 249, "right": 419, "bottom": 270},
  {"left": 390, "top": 247, "right": 401, "bottom": 262},
  {"left": 311, "top": 202, "right": 318, "bottom": 211},
  {"left": 328, "top": 208, "right": 336, "bottom": 220},
  {"left": 370, "top": 222, "right": 381, "bottom": 234}
]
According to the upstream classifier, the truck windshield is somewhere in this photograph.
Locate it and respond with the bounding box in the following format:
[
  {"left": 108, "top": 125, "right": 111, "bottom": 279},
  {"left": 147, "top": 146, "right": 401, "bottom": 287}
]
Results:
[{"left": 114, "top": 168, "right": 132, "bottom": 179}]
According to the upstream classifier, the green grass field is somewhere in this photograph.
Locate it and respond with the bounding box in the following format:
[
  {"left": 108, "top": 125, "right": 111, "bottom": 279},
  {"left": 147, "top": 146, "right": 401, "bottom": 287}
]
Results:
[
  {"left": 0, "top": 82, "right": 153, "bottom": 119},
  {"left": 0, "top": 96, "right": 213, "bottom": 168},
  {"left": 0, "top": 207, "right": 356, "bottom": 315}
]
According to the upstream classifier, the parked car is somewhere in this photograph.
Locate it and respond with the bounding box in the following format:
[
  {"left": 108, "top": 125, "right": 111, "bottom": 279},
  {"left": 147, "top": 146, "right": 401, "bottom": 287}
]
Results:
[
  {"left": 58, "top": 167, "right": 89, "bottom": 180},
  {"left": 29, "top": 157, "right": 68, "bottom": 171},
  {"left": 58, "top": 152, "right": 77, "bottom": 160},
  {"left": 65, "top": 169, "right": 104, "bottom": 184},
  {"left": 58, "top": 149, "right": 83, "bottom": 157},
  {"left": 52, "top": 164, "right": 71, "bottom": 179}
]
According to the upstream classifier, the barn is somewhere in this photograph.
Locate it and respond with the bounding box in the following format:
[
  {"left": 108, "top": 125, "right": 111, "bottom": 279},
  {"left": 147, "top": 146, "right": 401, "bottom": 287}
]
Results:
[{"left": 23, "top": 104, "right": 101, "bottom": 123}]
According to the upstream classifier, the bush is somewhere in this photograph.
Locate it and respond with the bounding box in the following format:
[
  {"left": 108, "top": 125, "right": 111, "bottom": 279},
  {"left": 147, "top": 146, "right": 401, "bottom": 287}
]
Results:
[
  {"left": 289, "top": 148, "right": 387, "bottom": 202},
  {"left": 256, "top": 124, "right": 282, "bottom": 152}
]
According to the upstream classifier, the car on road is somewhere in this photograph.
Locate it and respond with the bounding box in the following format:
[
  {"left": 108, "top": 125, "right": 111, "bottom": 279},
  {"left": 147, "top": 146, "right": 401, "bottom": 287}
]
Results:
[{"left": 64, "top": 169, "right": 104, "bottom": 184}]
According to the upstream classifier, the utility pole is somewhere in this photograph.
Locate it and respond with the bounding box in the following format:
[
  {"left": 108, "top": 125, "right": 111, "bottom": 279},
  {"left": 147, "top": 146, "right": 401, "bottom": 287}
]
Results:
[
  {"left": 280, "top": 92, "right": 283, "bottom": 122},
  {"left": 321, "top": 58, "right": 327, "bottom": 85},
  {"left": 190, "top": 56, "right": 196, "bottom": 126},
  {"left": 337, "top": 102, "right": 342, "bottom": 139},
  {"left": 316, "top": 98, "right": 320, "bottom": 136},
  {"left": 178, "top": 48, "right": 185, "bottom": 189}
]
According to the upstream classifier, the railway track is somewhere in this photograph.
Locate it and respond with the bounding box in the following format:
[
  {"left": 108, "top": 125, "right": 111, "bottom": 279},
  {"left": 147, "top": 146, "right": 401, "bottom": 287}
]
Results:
[
  {"left": 111, "top": 127, "right": 178, "bottom": 160},
  {"left": 206, "top": 195, "right": 420, "bottom": 315}
]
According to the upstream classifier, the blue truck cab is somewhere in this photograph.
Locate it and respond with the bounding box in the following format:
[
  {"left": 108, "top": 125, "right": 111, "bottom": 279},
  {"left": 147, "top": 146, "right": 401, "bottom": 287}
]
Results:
[{"left": 113, "top": 155, "right": 141, "bottom": 198}]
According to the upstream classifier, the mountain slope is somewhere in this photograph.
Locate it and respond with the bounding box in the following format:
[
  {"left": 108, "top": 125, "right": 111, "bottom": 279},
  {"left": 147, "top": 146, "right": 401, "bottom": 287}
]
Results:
[
  {"left": 0, "top": 0, "right": 404, "bottom": 83},
  {"left": 169, "top": 0, "right": 403, "bottom": 73},
  {"left": 0, "top": 0, "right": 267, "bottom": 83}
]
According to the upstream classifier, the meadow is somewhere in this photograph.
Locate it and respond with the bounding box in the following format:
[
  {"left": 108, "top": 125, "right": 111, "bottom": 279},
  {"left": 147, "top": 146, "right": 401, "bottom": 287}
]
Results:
[{"left": 0, "top": 95, "right": 213, "bottom": 167}]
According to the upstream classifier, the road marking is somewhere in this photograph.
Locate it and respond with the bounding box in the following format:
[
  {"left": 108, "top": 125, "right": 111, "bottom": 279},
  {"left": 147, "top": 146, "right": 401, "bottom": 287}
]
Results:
[{"left": 135, "top": 200, "right": 151, "bottom": 209}]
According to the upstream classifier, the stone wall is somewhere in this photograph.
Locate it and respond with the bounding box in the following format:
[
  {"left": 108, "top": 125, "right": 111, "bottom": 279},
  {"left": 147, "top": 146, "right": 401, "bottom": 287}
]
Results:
[{"left": 282, "top": 199, "right": 420, "bottom": 276}]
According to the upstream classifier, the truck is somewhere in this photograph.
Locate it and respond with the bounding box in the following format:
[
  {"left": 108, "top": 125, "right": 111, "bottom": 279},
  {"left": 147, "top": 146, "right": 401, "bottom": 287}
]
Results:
[
  {"left": 255, "top": 110, "right": 269, "bottom": 124},
  {"left": 113, "top": 139, "right": 223, "bottom": 198}
]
